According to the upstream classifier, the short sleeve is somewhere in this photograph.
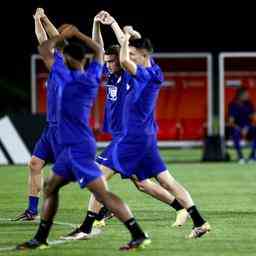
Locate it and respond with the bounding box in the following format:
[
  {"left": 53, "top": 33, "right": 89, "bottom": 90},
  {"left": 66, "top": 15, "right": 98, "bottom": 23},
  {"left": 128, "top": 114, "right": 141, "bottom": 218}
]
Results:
[
  {"left": 134, "top": 65, "right": 151, "bottom": 83},
  {"left": 148, "top": 64, "right": 164, "bottom": 84}
]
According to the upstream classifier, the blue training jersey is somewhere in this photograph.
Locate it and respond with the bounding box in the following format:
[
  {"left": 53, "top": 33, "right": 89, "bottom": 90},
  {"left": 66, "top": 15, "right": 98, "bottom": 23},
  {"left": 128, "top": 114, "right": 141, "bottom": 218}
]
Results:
[
  {"left": 123, "top": 62, "right": 164, "bottom": 136},
  {"left": 102, "top": 65, "right": 131, "bottom": 136},
  {"left": 46, "top": 50, "right": 68, "bottom": 125},
  {"left": 56, "top": 59, "right": 103, "bottom": 145},
  {"left": 228, "top": 100, "right": 255, "bottom": 127}
]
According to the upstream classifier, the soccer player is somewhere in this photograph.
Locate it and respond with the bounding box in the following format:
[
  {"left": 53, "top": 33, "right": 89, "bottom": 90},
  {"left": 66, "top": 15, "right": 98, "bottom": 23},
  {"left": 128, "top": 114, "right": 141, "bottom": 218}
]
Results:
[
  {"left": 113, "top": 26, "right": 211, "bottom": 239},
  {"left": 228, "top": 88, "right": 256, "bottom": 163},
  {"left": 96, "top": 14, "right": 187, "bottom": 228},
  {"left": 62, "top": 12, "right": 210, "bottom": 241},
  {"left": 16, "top": 24, "right": 150, "bottom": 251},
  {"left": 14, "top": 8, "right": 62, "bottom": 221}
]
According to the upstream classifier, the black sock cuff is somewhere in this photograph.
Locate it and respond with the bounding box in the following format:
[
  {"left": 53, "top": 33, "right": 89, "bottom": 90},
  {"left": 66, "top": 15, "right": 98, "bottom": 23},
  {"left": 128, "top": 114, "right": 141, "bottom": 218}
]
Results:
[
  {"left": 80, "top": 211, "right": 98, "bottom": 234},
  {"left": 187, "top": 205, "right": 206, "bottom": 227},
  {"left": 170, "top": 199, "right": 183, "bottom": 211},
  {"left": 187, "top": 205, "right": 196, "bottom": 214},
  {"left": 96, "top": 206, "right": 109, "bottom": 221},
  {"left": 34, "top": 219, "right": 53, "bottom": 242}
]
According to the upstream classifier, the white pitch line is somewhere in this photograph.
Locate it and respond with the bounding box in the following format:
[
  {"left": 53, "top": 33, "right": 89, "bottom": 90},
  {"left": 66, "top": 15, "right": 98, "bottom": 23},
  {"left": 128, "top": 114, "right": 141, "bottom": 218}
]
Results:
[
  {"left": 52, "top": 221, "right": 77, "bottom": 228},
  {"left": 0, "top": 218, "right": 77, "bottom": 228}
]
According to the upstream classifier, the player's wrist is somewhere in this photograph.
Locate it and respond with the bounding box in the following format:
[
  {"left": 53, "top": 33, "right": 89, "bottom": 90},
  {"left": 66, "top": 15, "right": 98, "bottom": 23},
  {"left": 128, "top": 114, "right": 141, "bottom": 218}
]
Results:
[{"left": 110, "top": 19, "right": 116, "bottom": 27}]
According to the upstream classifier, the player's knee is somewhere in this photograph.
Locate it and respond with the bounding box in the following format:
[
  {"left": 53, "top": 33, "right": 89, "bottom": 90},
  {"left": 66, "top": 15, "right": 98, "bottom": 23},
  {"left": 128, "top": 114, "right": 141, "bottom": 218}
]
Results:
[
  {"left": 43, "top": 179, "right": 49, "bottom": 196},
  {"left": 158, "top": 174, "right": 176, "bottom": 190}
]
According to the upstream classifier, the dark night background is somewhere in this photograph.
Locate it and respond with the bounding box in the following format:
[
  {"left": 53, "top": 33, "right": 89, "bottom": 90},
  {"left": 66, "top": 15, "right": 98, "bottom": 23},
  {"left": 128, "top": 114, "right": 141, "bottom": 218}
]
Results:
[{"left": 1, "top": 1, "right": 256, "bottom": 115}]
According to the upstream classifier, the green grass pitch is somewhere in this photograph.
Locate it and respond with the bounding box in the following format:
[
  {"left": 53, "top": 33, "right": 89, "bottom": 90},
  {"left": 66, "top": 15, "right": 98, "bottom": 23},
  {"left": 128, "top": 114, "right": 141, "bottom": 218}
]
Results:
[{"left": 0, "top": 151, "right": 256, "bottom": 255}]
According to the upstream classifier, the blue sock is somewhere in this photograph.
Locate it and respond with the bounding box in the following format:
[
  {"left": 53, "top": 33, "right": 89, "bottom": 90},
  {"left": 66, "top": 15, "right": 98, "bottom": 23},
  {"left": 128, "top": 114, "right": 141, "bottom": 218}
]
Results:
[{"left": 28, "top": 196, "right": 39, "bottom": 215}]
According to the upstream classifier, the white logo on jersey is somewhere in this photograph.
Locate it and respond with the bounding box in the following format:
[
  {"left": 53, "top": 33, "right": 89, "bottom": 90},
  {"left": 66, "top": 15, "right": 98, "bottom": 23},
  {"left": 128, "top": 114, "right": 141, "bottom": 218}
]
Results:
[
  {"left": 126, "top": 83, "right": 131, "bottom": 91},
  {"left": 107, "top": 85, "right": 118, "bottom": 101},
  {"left": 79, "top": 178, "right": 84, "bottom": 184}
]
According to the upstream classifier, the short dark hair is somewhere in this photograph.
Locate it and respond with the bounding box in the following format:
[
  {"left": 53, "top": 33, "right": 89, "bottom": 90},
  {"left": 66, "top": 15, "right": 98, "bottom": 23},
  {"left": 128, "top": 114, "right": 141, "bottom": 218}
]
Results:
[
  {"left": 105, "top": 45, "right": 120, "bottom": 56},
  {"left": 129, "top": 38, "right": 154, "bottom": 53},
  {"left": 63, "top": 42, "right": 86, "bottom": 61}
]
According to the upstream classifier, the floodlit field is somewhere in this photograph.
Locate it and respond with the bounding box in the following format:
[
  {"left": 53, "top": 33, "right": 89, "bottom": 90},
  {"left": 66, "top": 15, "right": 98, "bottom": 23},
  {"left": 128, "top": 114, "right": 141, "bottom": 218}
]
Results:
[{"left": 0, "top": 149, "right": 255, "bottom": 256}]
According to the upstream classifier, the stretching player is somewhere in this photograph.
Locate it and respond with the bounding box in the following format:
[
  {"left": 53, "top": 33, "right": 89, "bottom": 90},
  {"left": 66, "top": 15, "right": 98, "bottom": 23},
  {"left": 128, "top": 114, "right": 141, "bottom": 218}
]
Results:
[
  {"left": 62, "top": 11, "right": 187, "bottom": 237},
  {"left": 16, "top": 24, "right": 150, "bottom": 251},
  {"left": 118, "top": 27, "right": 211, "bottom": 239},
  {"left": 14, "top": 8, "right": 61, "bottom": 221},
  {"left": 62, "top": 12, "right": 210, "bottom": 241}
]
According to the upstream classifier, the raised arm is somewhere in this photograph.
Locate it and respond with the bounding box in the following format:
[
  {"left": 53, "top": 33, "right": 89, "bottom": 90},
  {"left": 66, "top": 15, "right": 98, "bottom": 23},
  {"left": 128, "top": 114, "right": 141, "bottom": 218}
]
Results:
[
  {"left": 97, "top": 12, "right": 124, "bottom": 45},
  {"left": 92, "top": 11, "right": 104, "bottom": 49},
  {"left": 38, "top": 36, "right": 63, "bottom": 70},
  {"left": 34, "top": 9, "right": 48, "bottom": 45},
  {"left": 110, "top": 18, "right": 126, "bottom": 45},
  {"left": 39, "top": 9, "right": 59, "bottom": 38},
  {"left": 75, "top": 30, "right": 104, "bottom": 64},
  {"left": 37, "top": 25, "right": 75, "bottom": 70},
  {"left": 119, "top": 31, "right": 137, "bottom": 75},
  {"left": 99, "top": 12, "right": 141, "bottom": 45}
]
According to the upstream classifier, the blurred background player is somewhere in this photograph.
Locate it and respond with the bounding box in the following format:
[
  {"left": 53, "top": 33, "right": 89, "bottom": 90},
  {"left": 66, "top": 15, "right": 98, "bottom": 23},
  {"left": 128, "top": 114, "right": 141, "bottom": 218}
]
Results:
[
  {"left": 17, "top": 24, "right": 150, "bottom": 251},
  {"left": 14, "top": 8, "right": 61, "bottom": 221},
  {"left": 228, "top": 88, "right": 256, "bottom": 163}
]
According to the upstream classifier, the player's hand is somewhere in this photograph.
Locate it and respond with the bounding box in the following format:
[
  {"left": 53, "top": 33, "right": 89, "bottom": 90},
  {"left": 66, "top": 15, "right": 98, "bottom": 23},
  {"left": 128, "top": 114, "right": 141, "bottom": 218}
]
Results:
[
  {"left": 123, "top": 26, "right": 141, "bottom": 39},
  {"left": 123, "top": 26, "right": 133, "bottom": 34},
  {"left": 99, "top": 12, "right": 115, "bottom": 25},
  {"left": 60, "top": 24, "right": 79, "bottom": 38},
  {"left": 34, "top": 8, "right": 45, "bottom": 19},
  {"left": 94, "top": 10, "right": 106, "bottom": 22}
]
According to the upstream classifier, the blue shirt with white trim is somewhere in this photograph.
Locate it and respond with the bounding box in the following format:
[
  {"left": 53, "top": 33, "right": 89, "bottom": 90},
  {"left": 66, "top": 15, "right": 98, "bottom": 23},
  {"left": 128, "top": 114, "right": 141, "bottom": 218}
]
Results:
[{"left": 102, "top": 65, "right": 131, "bottom": 136}]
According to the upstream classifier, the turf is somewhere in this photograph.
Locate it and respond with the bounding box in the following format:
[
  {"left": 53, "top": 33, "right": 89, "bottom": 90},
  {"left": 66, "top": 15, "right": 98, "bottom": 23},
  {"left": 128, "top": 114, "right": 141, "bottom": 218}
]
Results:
[{"left": 0, "top": 155, "right": 256, "bottom": 255}]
